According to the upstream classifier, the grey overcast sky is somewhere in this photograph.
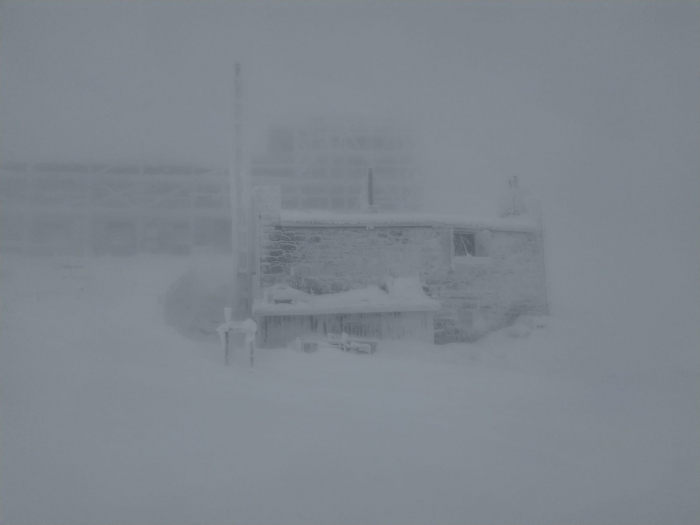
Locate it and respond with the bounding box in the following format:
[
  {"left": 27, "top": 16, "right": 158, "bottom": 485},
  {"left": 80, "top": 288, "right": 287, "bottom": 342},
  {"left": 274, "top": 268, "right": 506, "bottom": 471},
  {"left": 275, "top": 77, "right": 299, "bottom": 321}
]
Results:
[{"left": 1, "top": 0, "right": 699, "bottom": 365}]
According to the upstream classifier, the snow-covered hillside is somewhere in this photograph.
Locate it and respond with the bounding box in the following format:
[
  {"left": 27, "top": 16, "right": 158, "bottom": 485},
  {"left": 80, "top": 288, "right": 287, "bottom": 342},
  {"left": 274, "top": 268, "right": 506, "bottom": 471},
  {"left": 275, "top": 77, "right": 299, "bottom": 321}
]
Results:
[{"left": 0, "top": 254, "right": 698, "bottom": 524}]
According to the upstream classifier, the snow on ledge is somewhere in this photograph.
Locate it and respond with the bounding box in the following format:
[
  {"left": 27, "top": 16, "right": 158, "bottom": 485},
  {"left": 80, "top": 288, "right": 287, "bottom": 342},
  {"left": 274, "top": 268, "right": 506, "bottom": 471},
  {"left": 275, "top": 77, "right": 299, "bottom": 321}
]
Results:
[
  {"left": 279, "top": 210, "right": 538, "bottom": 232},
  {"left": 253, "top": 282, "right": 441, "bottom": 316}
]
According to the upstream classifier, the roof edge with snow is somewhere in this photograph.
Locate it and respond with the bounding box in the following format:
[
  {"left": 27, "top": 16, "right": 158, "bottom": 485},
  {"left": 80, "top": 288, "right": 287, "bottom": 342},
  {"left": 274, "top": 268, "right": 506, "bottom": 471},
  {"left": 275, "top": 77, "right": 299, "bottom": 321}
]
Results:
[
  {"left": 253, "top": 282, "right": 442, "bottom": 316},
  {"left": 279, "top": 210, "right": 539, "bottom": 232}
]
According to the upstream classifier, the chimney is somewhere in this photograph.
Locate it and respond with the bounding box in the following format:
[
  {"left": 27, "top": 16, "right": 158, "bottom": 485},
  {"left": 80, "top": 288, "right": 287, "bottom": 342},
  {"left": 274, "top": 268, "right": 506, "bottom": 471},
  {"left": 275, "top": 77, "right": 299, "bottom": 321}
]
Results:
[
  {"left": 363, "top": 168, "right": 380, "bottom": 213},
  {"left": 499, "top": 176, "right": 527, "bottom": 217},
  {"left": 368, "top": 168, "right": 373, "bottom": 205}
]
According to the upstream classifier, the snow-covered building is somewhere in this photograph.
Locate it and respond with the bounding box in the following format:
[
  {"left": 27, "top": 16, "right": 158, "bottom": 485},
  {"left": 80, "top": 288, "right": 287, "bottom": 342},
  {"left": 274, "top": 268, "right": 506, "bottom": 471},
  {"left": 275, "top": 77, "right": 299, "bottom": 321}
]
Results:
[{"left": 247, "top": 185, "right": 549, "bottom": 346}]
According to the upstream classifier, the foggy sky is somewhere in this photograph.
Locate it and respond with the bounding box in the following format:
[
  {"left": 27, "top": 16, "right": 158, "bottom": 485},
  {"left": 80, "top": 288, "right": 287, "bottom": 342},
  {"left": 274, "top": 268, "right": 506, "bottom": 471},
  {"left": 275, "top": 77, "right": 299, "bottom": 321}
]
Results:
[{"left": 1, "top": 1, "right": 699, "bottom": 369}]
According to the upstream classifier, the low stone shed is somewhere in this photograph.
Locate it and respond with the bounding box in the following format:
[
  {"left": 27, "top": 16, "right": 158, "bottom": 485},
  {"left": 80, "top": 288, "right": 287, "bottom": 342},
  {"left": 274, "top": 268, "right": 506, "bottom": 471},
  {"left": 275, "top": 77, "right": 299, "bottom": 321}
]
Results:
[{"left": 249, "top": 186, "right": 548, "bottom": 346}]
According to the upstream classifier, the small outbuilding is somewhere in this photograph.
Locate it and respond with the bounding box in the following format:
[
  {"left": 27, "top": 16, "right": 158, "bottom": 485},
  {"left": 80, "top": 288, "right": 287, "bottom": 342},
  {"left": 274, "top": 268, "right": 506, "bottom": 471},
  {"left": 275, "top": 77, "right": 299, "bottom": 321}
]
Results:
[{"left": 247, "top": 185, "right": 548, "bottom": 347}]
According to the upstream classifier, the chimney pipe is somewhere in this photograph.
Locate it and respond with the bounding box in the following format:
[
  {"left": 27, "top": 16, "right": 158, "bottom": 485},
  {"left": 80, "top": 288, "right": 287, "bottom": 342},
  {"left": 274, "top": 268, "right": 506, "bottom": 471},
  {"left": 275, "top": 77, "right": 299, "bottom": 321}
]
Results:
[{"left": 368, "top": 168, "right": 374, "bottom": 206}]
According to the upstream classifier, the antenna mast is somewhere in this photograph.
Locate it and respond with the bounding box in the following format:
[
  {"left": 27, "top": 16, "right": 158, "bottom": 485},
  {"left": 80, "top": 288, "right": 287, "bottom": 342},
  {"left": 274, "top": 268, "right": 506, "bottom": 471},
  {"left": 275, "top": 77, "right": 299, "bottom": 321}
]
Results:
[{"left": 230, "top": 62, "right": 247, "bottom": 318}]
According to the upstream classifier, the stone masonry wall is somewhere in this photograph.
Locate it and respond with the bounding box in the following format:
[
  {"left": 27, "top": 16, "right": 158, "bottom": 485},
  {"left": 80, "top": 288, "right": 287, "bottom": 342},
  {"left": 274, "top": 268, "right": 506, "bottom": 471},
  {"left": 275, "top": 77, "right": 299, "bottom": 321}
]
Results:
[
  {"left": 428, "top": 230, "right": 549, "bottom": 343},
  {"left": 258, "top": 220, "right": 548, "bottom": 343}
]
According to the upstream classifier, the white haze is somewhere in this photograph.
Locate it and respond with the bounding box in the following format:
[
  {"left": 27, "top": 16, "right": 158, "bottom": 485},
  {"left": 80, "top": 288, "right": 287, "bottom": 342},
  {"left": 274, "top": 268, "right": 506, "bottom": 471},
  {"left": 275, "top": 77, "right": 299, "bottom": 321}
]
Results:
[
  {"left": 2, "top": 0, "right": 697, "bottom": 365},
  {"left": 1, "top": 1, "right": 698, "bottom": 523}
]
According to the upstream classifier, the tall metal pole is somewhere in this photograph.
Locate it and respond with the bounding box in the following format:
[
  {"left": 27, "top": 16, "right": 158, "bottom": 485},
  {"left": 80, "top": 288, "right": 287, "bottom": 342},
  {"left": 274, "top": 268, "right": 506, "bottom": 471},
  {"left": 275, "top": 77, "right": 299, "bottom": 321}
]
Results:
[{"left": 229, "top": 62, "right": 243, "bottom": 318}]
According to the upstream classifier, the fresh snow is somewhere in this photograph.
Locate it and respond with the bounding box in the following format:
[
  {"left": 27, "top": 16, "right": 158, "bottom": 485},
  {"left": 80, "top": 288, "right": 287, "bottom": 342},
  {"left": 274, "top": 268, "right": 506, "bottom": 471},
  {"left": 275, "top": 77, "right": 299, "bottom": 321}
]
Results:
[
  {"left": 1, "top": 254, "right": 698, "bottom": 525},
  {"left": 254, "top": 278, "right": 440, "bottom": 316},
  {"left": 280, "top": 209, "right": 539, "bottom": 232}
]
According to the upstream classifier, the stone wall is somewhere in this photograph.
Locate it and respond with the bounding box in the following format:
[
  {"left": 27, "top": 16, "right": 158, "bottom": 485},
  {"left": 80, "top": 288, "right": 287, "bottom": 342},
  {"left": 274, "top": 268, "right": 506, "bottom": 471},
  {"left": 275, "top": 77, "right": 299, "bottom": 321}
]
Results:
[
  {"left": 427, "top": 229, "right": 549, "bottom": 342},
  {"left": 260, "top": 225, "right": 443, "bottom": 293},
  {"left": 256, "top": 217, "right": 548, "bottom": 343}
]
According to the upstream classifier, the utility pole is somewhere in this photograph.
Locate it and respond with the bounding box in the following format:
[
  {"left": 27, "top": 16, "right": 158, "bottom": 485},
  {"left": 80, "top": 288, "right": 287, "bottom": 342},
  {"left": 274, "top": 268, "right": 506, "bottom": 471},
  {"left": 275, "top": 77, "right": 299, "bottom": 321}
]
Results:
[{"left": 229, "top": 62, "right": 245, "bottom": 318}]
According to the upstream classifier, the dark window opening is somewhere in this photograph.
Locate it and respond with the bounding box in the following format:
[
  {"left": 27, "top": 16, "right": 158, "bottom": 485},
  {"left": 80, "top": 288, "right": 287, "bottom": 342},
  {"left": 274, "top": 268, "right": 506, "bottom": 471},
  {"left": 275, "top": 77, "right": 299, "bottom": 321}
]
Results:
[{"left": 453, "top": 232, "right": 475, "bottom": 257}]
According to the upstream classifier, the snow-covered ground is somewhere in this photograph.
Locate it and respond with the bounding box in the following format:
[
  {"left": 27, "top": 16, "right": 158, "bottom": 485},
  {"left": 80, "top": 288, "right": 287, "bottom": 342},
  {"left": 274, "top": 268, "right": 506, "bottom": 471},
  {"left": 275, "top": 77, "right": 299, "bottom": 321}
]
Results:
[{"left": 0, "top": 254, "right": 698, "bottom": 524}]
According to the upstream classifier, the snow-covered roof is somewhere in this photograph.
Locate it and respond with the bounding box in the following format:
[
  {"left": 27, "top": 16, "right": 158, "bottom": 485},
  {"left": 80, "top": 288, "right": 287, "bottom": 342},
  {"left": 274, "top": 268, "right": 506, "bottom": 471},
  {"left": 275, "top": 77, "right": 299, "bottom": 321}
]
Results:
[
  {"left": 253, "top": 281, "right": 441, "bottom": 316},
  {"left": 279, "top": 210, "right": 538, "bottom": 232}
]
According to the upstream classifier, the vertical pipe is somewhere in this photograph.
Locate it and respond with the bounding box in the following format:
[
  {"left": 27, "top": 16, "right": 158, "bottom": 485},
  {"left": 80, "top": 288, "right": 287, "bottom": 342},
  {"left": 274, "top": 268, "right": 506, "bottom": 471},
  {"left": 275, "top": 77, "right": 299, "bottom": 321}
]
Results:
[
  {"left": 230, "top": 62, "right": 242, "bottom": 318},
  {"left": 225, "top": 331, "right": 230, "bottom": 365},
  {"left": 368, "top": 168, "right": 373, "bottom": 206}
]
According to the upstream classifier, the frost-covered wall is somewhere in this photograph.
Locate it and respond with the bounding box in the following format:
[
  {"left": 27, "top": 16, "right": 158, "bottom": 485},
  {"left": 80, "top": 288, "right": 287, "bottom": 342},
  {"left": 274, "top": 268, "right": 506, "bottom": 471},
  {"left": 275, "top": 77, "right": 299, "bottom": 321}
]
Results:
[
  {"left": 261, "top": 226, "right": 442, "bottom": 294},
  {"left": 426, "top": 230, "right": 549, "bottom": 342},
  {"left": 252, "top": 188, "right": 548, "bottom": 343}
]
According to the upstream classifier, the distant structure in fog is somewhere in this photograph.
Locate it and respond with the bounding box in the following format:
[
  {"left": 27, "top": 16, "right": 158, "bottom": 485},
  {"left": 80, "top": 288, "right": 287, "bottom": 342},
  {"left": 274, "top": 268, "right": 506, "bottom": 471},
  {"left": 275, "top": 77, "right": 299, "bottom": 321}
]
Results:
[
  {"left": 0, "top": 161, "right": 232, "bottom": 256},
  {"left": 0, "top": 118, "right": 420, "bottom": 258},
  {"left": 250, "top": 117, "right": 421, "bottom": 211}
]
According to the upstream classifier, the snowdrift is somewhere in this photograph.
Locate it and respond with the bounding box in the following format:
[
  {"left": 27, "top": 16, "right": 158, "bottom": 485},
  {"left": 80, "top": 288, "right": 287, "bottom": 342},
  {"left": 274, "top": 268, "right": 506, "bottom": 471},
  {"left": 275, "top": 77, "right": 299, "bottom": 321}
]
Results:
[{"left": 0, "top": 254, "right": 697, "bottom": 525}]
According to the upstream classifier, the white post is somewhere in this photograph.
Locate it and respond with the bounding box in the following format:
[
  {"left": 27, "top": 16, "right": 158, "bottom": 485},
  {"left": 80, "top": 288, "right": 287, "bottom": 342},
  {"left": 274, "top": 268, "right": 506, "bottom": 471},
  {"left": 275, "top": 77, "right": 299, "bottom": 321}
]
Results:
[
  {"left": 229, "top": 64, "right": 238, "bottom": 319},
  {"left": 230, "top": 62, "right": 245, "bottom": 319}
]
